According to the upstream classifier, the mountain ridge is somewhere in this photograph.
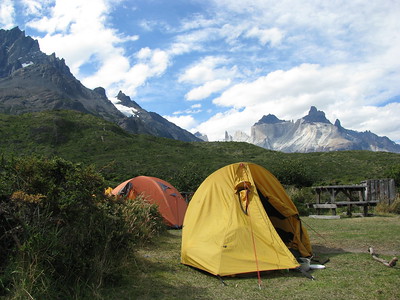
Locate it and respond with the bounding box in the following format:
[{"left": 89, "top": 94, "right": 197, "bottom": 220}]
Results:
[
  {"left": 0, "top": 27, "right": 201, "bottom": 142},
  {"left": 225, "top": 106, "right": 400, "bottom": 153}
]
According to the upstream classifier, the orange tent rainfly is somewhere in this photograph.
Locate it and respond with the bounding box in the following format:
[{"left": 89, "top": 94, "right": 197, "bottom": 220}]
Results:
[
  {"left": 112, "top": 176, "right": 187, "bottom": 228},
  {"left": 181, "top": 162, "right": 312, "bottom": 277}
]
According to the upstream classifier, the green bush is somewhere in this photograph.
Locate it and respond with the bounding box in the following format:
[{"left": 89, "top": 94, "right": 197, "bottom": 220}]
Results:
[
  {"left": 0, "top": 156, "right": 164, "bottom": 299},
  {"left": 272, "top": 160, "right": 314, "bottom": 188},
  {"left": 385, "top": 165, "right": 400, "bottom": 186},
  {"left": 165, "top": 163, "right": 210, "bottom": 193},
  {"left": 120, "top": 195, "right": 165, "bottom": 244},
  {"left": 375, "top": 196, "right": 400, "bottom": 214},
  {"left": 286, "top": 186, "right": 314, "bottom": 216}
]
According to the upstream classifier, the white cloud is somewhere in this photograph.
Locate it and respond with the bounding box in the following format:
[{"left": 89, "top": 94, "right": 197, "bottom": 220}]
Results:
[
  {"left": 82, "top": 54, "right": 130, "bottom": 90},
  {"left": 178, "top": 56, "right": 238, "bottom": 101},
  {"left": 213, "top": 64, "right": 351, "bottom": 109},
  {"left": 83, "top": 47, "right": 170, "bottom": 98},
  {"left": 244, "top": 26, "right": 284, "bottom": 46},
  {"left": 136, "top": 47, "right": 169, "bottom": 76},
  {"left": 164, "top": 115, "right": 197, "bottom": 130},
  {"left": 193, "top": 108, "right": 255, "bottom": 141},
  {"left": 26, "top": 0, "right": 124, "bottom": 74},
  {"left": 27, "top": 0, "right": 107, "bottom": 34},
  {"left": 167, "top": 27, "right": 215, "bottom": 56},
  {"left": 185, "top": 79, "right": 231, "bottom": 101},
  {"left": 179, "top": 56, "right": 231, "bottom": 84},
  {"left": 21, "top": 0, "right": 47, "bottom": 15},
  {"left": 173, "top": 104, "right": 202, "bottom": 115},
  {"left": 0, "top": 0, "right": 15, "bottom": 29}
]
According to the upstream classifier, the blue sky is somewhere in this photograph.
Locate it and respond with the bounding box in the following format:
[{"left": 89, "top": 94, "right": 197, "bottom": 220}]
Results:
[{"left": 1, "top": 0, "right": 400, "bottom": 142}]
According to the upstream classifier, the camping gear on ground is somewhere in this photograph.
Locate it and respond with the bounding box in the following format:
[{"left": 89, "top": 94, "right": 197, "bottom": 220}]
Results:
[
  {"left": 299, "top": 257, "right": 311, "bottom": 271},
  {"left": 310, "top": 264, "right": 326, "bottom": 269},
  {"left": 112, "top": 176, "right": 187, "bottom": 228},
  {"left": 181, "top": 162, "right": 313, "bottom": 277}
]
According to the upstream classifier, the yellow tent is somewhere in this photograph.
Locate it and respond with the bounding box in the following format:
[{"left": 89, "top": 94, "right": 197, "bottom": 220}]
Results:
[{"left": 181, "top": 162, "right": 312, "bottom": 276}]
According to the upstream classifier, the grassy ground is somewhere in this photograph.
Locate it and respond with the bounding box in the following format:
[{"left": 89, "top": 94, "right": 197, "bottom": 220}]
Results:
[{"left": 101, "top": 215, "right": 400, "bottom": 300}]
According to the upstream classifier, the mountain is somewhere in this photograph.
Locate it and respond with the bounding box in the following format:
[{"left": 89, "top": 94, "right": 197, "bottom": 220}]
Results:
[
  {"left": 194, "top": 131, "right": 209, "bottom": 141},
  {"left": 225, "top": 106, "right": 400, "bottom": 153},
  {"left": 114, "top": 91, "right": 202, "bottom": 141},
  {"left": 0, "top": 27, "right": 200, "bottom": 142}
]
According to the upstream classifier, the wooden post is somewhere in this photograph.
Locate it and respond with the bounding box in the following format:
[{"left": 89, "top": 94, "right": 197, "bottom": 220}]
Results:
[
  {"left": 389, "top": 179, "right": 396, "bottom": 205},
  {"left": 330, "top": 189, "right": 335, "bottom": 203},
  {"left": 315, "top": 189, "right": 320, "bottom": 215},
  {"left": 316, "top": 189, "right": 321, "bottom": 204},
  {"left": 347, "top": 203, "right": 352, "bottom": 216}
]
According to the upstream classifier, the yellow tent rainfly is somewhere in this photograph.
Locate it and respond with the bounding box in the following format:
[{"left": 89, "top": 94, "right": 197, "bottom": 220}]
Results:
[{"left": 181, "top": 162, "right": 312, "bottom": 277}]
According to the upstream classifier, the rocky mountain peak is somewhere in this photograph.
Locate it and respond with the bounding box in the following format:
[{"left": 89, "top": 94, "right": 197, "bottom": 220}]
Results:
[
  {"left": 194, "top": 131, "right": 208, "bottom": 141},
  {"left": 0, "top": 27, "right": 71, "bottom": 78},
  {"left": 302, "top": 106, "right": 331, "bottom": 124},
  {"left": 255, "top": 114, "right": 285, "bottom": 125},
  {"left": 93, "top": 87, "right": 107, "bottom": 98},
  {"left": 116, "top": 91, "right": 142, "bottom": 109}
]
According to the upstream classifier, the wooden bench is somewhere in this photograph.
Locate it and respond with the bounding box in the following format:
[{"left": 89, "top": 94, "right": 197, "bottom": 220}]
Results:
[
  {"left": 312, "top": 203, "right": 337, "bottom": 215},
  {"left": 313, "top": 201, "right": 379, "bottom": 216}
]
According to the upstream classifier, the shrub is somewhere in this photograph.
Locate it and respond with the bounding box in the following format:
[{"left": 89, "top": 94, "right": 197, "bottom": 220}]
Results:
[
  {"left": 164, "top": 163, "right": 210, "bottom": 193},
  {"left": 375, "top": 196, "right": 400, "bottom": 214},
  {"left": 0, "top": 156, "right": 164, "bottom": 299},
  {"left": 286, "top": 186, "right": 314, "bottom": 216},
  {"left": 120, "top": 195, "right": 165, "bottom": 245},
  {"left": 273, "top": 160, "right": 314, "bottom": 188},
  {"left": 385, "top": 165, "right": 400, "bottom": 186}
]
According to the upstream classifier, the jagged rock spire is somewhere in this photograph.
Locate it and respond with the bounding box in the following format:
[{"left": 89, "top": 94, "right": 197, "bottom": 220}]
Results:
[
  {"left": 302, "top": 106, "right": 331, "bottom": 124},
  {"left": 255, "top": 114, "right": 285, "bottom": 125}
]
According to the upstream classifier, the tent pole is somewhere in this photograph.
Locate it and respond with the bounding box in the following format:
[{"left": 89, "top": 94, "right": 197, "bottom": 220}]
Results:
[{"left": 217, "top": 276, "right": 227, "bottom": 286}]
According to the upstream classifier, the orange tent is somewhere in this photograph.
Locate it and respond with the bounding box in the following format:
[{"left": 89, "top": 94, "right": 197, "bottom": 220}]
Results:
[{"left": 112, "top": 176, "right": 187, "bottom": 228}]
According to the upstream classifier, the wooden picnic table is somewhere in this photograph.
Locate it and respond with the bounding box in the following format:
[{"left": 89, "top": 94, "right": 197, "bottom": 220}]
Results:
[{"left": 311, "top": 184, "right": 378, "bottom": 216}]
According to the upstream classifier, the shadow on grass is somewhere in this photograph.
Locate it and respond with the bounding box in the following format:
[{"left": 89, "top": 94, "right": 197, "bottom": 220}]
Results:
[
  {"left": 186, "top": 258, "right": 323, "bottom": 286},
  {"left": 312, "top": 244, "right": 347, "bottom": 255},
  {"left": 101, "top": 231, "right": 212, "bottom": 300},
  {"left": 310, "top": 244, "right": 348, "bottom": 266},
  {"left": 102, "top": 264, "right": 212, "bottom": 300}
]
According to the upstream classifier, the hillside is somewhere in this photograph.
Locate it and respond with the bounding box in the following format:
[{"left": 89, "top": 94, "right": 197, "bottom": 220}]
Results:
[{"left": 1, "top": 110, "right": 400, "bottom": 190}]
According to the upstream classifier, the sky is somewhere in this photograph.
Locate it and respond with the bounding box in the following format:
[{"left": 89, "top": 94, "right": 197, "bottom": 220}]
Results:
[{"left": 1, "top": 0, "right": 400, "bottom": 142}]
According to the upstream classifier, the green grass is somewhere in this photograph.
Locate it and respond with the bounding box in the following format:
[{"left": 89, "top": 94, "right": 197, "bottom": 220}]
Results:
[{"left": 100, "top": 215, "right": 400, "bottom": 300}]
